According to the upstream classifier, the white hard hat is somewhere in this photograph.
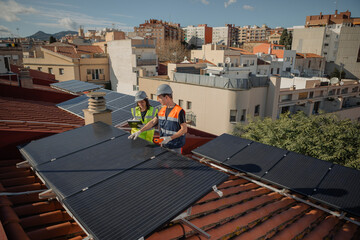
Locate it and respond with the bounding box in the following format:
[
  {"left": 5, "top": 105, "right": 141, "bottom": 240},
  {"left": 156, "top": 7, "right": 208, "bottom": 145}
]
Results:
[
  {"left": 156, "top": 84, "right": 173, "bottom": 96},
  {"left": 134, "top": 91, "right": 147, "bottom": 102}
]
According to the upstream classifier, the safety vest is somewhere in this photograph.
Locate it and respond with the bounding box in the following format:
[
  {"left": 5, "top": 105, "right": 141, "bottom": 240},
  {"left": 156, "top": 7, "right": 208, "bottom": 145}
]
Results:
[
  {"left": 158, "top": 104, "right": 186, "bottom": 149},
  {"left": 131, "top": 106, "right": 158, "bottom": 142}
]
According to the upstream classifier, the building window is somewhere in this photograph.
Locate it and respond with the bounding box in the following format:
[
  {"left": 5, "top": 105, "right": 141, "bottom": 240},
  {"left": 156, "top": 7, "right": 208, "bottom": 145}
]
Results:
[
  {"left": 230, "top": 110, "right": 237, "bottom": 122},
  {"left": 133, "top": 85, "right": 139, "bottom": 91},
  {"left": 357, "top": 47, "right": 360, "bottom": 62},
  {"left": 38, "top": 67, "right": 42, "bottom": 71},
  {"left": 254, "top": 105, "right": 260, "bottom": 116},
  {"left": 59, "top": 68, "right": 64, "bottom": 75},
  {"left": 271, "top": 68, "right": 273, "bottom": 74},
  {"left": 178, "top": 99, "right": 183, "bottom": 107},
  {"left": 87, "top": 69, "right": 104, "bottom": 80},
  {"left": 240, "top": 109, "right": 246, "bottom": 121},
  {"left": 308, "top": 60, "right": 311, "bottom": 68},
  {"left": 187, "top": 101, "right": 192, "bottom": 110},
  {"left": 277, "top": 68, "right": 280, "bottom": 74},
  {"left": 151, "top": 94, "right": 156, "bottom": 100},
  {"left": 281, "top": 106, "right": 290, "bottom": 114},
  {"left": 309, "top": 92, "right": 314, "bottom": 98},
  {"left": 48, "top": 68, "right": 53, "bottom": 74}
]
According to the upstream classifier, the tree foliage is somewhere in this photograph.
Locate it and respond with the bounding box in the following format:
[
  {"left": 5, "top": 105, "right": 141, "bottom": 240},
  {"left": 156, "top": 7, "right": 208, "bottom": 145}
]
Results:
[
  {"left": 279, "top": 29, "right": 292, "bottom": 50},
  {"left": 49, "top": 36, "right": 56, "bottom": 43},
  {"left": 232, "top": 112, "right": 360, "bottom": 170},
  {"left": 157, "top": 40, "right": 190, "bottom": 63},
  {"left": 330, "top": 67, "right": 346, "bottom": 80}
]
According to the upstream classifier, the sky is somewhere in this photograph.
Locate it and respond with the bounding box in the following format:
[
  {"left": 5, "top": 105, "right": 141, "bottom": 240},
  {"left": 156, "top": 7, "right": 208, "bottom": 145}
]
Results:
[{"left": 0, "top": 0, "right": 359, "bottom": 37}]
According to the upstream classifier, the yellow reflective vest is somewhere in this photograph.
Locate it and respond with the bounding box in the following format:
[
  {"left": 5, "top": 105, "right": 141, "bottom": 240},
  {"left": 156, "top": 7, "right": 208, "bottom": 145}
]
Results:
[{"left": 131, "top": 106, "right": 158, "bottom": 142}]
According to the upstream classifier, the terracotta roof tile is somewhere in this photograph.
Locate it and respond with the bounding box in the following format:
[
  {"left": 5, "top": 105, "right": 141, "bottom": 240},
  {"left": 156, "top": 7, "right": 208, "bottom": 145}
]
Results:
[
  {"left": 42, "top": 45, "right": 104, "bottom": 59},
  {"left": 296, "top": 53, "right": 323, "bottom": 58},
  {"left": 0, "top": 97, "right": 83, "bottom": 133},
  {"left": 229, "top": 47, "right": 255, "bottom": 55}
]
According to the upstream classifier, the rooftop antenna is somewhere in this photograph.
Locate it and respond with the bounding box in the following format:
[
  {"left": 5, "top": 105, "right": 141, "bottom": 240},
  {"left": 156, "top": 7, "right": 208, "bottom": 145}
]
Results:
[{"left": 335, "top": 0, "right": 338, "bottom": 13}]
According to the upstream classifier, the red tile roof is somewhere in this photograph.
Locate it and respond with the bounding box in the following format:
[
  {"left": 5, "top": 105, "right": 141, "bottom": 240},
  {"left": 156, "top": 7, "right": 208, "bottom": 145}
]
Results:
[
  {"left": 296, "top": 53, "right": 324, "bottom": 58},
  {"left": 229, "top": 47, "right": 255, "bottom": 55},
  {"left": 253, "top": 43, "right": 285, "bottom": 59},
  {"left": 42, "top": 45, "right": 104, "bottom": 59},
  {"left": 0, "top": 97, "right": 83, "bottom": 133}
]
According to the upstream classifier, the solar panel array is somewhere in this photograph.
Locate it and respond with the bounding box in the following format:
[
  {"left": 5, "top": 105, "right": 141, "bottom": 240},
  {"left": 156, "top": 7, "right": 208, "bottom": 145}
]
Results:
[
  {"left": 19, "top": 122, "right": 228, "bottom": 240},
  {"left": 57, "top": 89, "right": 161, "bottom": 126},
  {"left": 192, "top": 133, "right": 360, "bottom": 217},
  {"left": 50, "top": 80, "right": 101, "bottom": 94}
]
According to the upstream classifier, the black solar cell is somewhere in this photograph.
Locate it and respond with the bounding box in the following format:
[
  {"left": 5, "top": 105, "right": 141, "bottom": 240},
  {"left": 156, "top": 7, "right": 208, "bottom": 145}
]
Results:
[
  {"left": 311, "top": 164, "right": 360, "bottom": 217},
  {"left": 262, "top": 152, "right": 332, "bottom": 196},
  {"left": 63, "top": 151, "right": 228, "bottom": 240},
  {"left": 19, "top": 122, "right": 126, "bottom": 168},
  {"left": 192, "top": 133, "right": 252, "bottom": 163},
  {"left": 224, "top": 141, "right": 287, "bottom": 177},
  {"left": 36, "top": 134, "right": 164, "bottom": 199}
]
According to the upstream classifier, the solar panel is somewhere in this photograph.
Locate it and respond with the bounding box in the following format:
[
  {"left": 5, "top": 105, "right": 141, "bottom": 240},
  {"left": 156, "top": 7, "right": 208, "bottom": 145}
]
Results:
[
  {"left": 51, "top": 80, "right": 101, "bottom": 94},
  {"left": 56, "top": 89, "right": 161, "bottom": 126},
  {"left": 192, "top": 133, "right": 252, "bottom": 163},
  {"left": 19, "top": 122, "right": 228, "bottom": 240},
  {"left": 224, "top": 142, "right": 288, "bottom": 177},
  {"left": 19, "top": 122, "right": 126, "bottom": 168},
  {"left": 311, "top": 164, "right": 360, "bottom": 217},
  {"left": 63, "top": 151, "right": 227, "bottom": 240},
  {"left": 261, "top": 152, "right": 332, "bottom": 196},
  {"left": 36, "top": 134, "right": 165, "bottom": 199}
]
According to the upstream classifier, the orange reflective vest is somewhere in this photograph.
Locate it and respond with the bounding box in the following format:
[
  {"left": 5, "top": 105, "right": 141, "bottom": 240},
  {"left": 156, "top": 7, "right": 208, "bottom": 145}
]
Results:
[{"left": 158, "top": 104, "right": 185, "bottom": 149}]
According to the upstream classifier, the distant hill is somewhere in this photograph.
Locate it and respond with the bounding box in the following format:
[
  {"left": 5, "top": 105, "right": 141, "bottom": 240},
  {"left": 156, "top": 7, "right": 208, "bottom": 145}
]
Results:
[{"left": 27, "top": 30, "right": 78, "bottom": 40}]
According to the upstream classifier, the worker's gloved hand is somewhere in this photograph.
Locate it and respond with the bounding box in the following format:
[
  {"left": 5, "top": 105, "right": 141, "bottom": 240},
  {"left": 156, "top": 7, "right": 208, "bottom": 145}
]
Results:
[
  {"left": 160, "top": 136, "right": 172, "bottom": 145},
  {"left": 128, "top": 131, "right": 142, "bottom": 140}
]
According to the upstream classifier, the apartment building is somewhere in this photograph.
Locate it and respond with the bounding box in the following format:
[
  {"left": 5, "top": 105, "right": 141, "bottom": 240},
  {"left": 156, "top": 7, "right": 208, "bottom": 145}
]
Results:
[
  {"left": 253, "top": 43, "right": 296, "bottom": 76},
  {"left": 305, "top": 10, "right": 360, "bottom": 27},
  {"left": 0, "top": 41, "right": 23, "bottom": 66},
  {"left": 139, "top": 72, "right": 360, "bottom": 135},
  {"left": 107, "top": 39, "right": 157, "bottom": 95},
  {"left": 277, "top": 78, "right": 360, "bottom": 120},
  {"left": 236, "top": 24, "right": 269, "bottom": 44},
  {"left": 191, "top": 44, "right": 258, "bottom": 74},
  {"left": 134, "top": 19, "right": 183, "bottom": 47},
  {"left": 183, "top": 24, "right": 213, "bottom": 48},
  {"left": 23, "top": 44, "right": 109, "bottom": 83},
  {"left": 294, "top": 53, "right": 325, "bottom": 77},
  {"left": 268, "top": 32, "right": 281, "bottom": 44},
  {"left": 212, "top": 24, "right": 236, "bottom": 46},
  {"left": 292, "top": 11, "right": 360, "bottom": 79}
]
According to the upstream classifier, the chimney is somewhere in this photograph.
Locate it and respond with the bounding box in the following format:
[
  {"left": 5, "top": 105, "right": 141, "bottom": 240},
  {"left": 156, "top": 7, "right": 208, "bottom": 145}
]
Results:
[
  {"left": 104, "top": 44, "right": 108, "bottom": 54},
  {"left": 19, "top": 69, "right": 33, "bottom": 88},
  {"left": 83, "top": 92, "right": 112, "bottom": 125},
  {"left": 54, "top": 46, "right": 58, "bottom": 53}
]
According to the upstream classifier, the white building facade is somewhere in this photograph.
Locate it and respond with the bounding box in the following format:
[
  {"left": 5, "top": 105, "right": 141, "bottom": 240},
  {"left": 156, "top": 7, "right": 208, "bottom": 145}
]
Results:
[{"left": 108, "top": 39, "right": 158, "bottom": 95}]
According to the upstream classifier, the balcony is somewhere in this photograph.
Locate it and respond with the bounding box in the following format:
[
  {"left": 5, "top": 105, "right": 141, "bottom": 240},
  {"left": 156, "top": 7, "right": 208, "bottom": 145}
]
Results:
[{"left": 136, "top": 59, "right": 157, "bottom": 66}]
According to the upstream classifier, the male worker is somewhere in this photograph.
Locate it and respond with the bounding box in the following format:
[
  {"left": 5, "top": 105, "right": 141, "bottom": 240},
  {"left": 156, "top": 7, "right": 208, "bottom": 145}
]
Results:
[
  {"left": 128, "top": 84, "right": 187, "bottom": 153},
  {"left": 130, "top": 91, "right": 158, "bottom": 142}
]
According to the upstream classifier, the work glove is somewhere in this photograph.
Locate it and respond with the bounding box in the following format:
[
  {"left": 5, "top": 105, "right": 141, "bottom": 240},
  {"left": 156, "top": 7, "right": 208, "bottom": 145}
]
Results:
[
  {"left": 160, "top": 136, "right": 172, "bottom": 145},
  {"left": 128, "top": 131, "right": 142, "bottom": 140}
]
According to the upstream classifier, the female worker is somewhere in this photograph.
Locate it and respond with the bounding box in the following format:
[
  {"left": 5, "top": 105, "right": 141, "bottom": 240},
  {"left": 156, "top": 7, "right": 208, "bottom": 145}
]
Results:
[{"left": 130, "top": 91, "right": 158, "bottom": 142}]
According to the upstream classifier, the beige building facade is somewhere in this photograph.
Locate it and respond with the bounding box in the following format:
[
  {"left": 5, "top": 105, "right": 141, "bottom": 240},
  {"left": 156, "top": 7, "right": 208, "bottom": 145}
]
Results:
[
  {"left": 23, "top": 45, "right": 109, "bottom": 84},
  {"left": 139, "top": 74, "right": 360, "bottom": 135},
  {"left": 292, "top": 25, "right": 360, "bottom": 79}
]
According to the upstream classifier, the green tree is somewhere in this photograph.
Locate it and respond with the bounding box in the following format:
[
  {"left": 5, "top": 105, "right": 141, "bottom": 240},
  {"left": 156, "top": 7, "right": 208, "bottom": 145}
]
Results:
[
  {"left": 279, "top": 29, "right": 288, "bottom": 46},
  {"left": 330, "top": 67, "right": 346, "bottom": 80},
  {"left": 49, "top": 36, "right": 56, "bottom": 43},
  {"left": 285, "top": 32, "right": 292, "bottom": 50},
  {"left": 232, "top": 112, "right": 360, "bottom": 170}
]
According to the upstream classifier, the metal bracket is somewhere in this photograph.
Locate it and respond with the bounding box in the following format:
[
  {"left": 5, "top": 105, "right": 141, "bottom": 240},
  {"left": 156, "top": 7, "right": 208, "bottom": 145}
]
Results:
[
  {"left": 212, "top": 185, "right": 223, "bottom": 197},
  {"left": 39, "top": 189, "right": 56, "bottom": 200},
  {"left": 173, "top": 207, "right": 192, "bottom": 221},
  {"left": 16, "top": 160, "right": 30, "bottom": 168},
  {"left": 179, "top": 218, "right": 211, "bottom": 239}
]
